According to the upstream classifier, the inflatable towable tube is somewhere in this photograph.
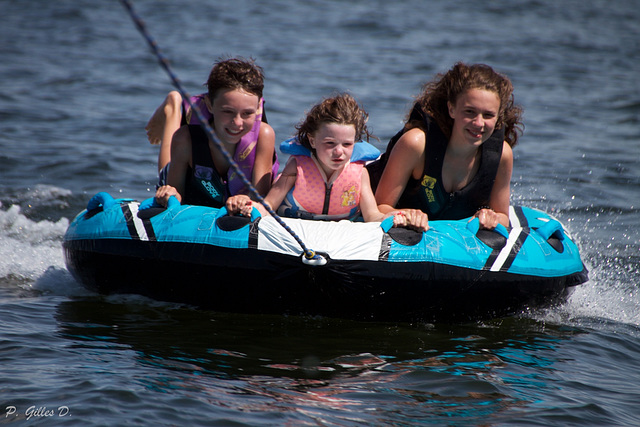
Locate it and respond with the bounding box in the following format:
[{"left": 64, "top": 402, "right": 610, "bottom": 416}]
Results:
[{"left": 63, "top": 192, "right": 588, "bottom": 322}]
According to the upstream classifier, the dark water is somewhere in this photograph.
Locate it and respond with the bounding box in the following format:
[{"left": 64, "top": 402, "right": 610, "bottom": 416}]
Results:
[{"left": 1, "top": 0, "right": 639, "bottom": 425}]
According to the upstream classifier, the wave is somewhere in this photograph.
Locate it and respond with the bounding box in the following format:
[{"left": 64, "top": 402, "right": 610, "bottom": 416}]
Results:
[{"left": 0, "top": 190, "right": 90, "bottom": 298}]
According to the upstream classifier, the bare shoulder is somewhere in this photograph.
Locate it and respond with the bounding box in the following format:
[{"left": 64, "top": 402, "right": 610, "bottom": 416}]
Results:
[
  {"left": 259, "top": 122, "right": 275, "bottom": 139},
  {"left": 172, "top": 126, "right": 192, "bottom": 147},
  {"left": 495, "top": 141, "right": 514, "bottom": 181},
  {"left": 170, "top": 126, "right": 193, "bottom": 160},
  {"left": 396, "top": 128, "right": 426, "bottom": 153},
  {"left": 501, "top": 141, "right": 513, "bottom": 164},
  {"left": 383, "top": 127, "right": 426, "bottom": 180},
  {"left": 256, "top": 123, "right": 275, "bottom": 156}
]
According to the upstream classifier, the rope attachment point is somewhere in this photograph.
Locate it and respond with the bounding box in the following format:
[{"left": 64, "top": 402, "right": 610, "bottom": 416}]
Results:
[{"left": 302, "top": 250, "right": 327, "bottom": 266}]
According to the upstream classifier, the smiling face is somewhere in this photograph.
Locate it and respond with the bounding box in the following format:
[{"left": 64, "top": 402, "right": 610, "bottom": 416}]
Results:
[
  {"left": 308, "top": 123, "right": 356, "bottom": 178},
  {"left": 207, "top": 88, "right": 260, "bottom": 145},
  {"left": 447, "top": 88, "right": 500, "bottom": 147}
]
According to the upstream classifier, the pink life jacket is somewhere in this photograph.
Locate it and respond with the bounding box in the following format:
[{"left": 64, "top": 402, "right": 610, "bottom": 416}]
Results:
[
  {"left": 276, "top": 137, "right": 380, "bottom": 221},
  {"left": 284, "top": 155, "right": 363, "bottom": 220},
  {"left": 182, "top": 94, "right": 279, "bottom": 196}
]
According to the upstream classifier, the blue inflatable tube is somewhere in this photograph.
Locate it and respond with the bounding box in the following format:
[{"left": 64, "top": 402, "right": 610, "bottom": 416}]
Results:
[{"left": 63, "top": 193, "right": 588, "bottom": 322}]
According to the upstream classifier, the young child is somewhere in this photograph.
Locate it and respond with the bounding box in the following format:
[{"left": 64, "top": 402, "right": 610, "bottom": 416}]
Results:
[
  {"left": 226, "top": 93, "right": 428, "bottom": 231},
  {"left": 149, "top": 57, "right": 279, "bottom": 208}
]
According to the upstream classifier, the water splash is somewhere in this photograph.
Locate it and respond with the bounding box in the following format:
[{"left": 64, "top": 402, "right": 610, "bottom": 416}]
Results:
[
  {"left": 557, "top": 257, "right": 640, "bottom": 327},
  {"left": 0, "top": 200, "right": 89, "bottom": 297}
]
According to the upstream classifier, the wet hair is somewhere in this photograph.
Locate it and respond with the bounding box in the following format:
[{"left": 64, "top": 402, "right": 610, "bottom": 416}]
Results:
[
  {"left": 412, "top": 62, "right": 524, "bottom": 147},
  {"left": 295, "top": 93, "right": 373, "bottom": 151},
  {"left": 206, "top": 57, "right": 265, "bottom": 101}
]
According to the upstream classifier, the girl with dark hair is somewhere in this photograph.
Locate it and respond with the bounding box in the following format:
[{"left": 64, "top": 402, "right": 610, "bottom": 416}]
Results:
[{"left": 371, "top": 62, "right": 524, "bottom": 230}]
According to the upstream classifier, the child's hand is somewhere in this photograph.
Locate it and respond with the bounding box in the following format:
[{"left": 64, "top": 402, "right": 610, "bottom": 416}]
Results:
[
  {"left": 472, "top": 207, "right": 502, "bottom": 230},
  {"left": 392, "top": 209, "right": 429, "bottom": 232},
  {"left": 226, "top": 195, "right": 253, "bottom": 216},
  {"left": 155, "top": 185, "right": 180, "bottom": 207}
]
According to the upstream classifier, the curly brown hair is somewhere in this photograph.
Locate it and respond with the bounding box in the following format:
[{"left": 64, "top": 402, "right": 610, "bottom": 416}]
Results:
[
  {"left": 412, "top": 62, "right": 524, "bottom": 147},
  {"left": 206, "top": 57, "right": 265, "bottom": 100},
  {"left": 295, "top": 93, "right": 373, "bottom": 151}
]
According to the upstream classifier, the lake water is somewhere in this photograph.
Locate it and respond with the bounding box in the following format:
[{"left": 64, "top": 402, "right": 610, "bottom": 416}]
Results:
[{"left": 1, "top": 0, "right": 639, "bottom": 425}]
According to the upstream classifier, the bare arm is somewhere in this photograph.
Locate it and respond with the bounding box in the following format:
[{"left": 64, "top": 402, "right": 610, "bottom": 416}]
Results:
[
  {"left": 476, "top": 141, "right": 512, "bottom": 229},
  {"left": 154, "top": 126, "right": 191, "bottom": 206},
  {"left": 375, "top": 128, "right": 427, "bottom": 213},
  {"left": 146, "top": 91, "right": 183, "bottom": 172},
  {"left": 251, "top": 122, "right": 276, "bottom": 197},
  {"left": 227, "top": 157, "right": 297, "bottom": 217},
  {"left": 359, "top": 168, "right": 386, "bottom": 222},
  {"left": 361, "top": 168, "right": 429, "bottom": 232},
  {"left": 374, "top": 128, "right": 430, "bottom": 229},
  {"left": 263, "top": 157, "right": 297, "bottom": 211}
]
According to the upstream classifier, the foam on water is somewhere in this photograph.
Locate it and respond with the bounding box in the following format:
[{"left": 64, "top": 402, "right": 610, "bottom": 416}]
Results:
[
  {"left": 551, "top": 261, "right": 640, "bottom": 327},
  {"left": 0, "top": 188, "right": 91, "bottom": 297},
  {"left": 0, "top": 205, "right": 67, "bottom": 277}
]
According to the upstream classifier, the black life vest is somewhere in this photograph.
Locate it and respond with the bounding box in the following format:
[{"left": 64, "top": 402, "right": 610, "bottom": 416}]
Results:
[
  {"left": 183, "top": 125, "right": 227, "bottom": 208},
  {"left": 367, "top": 104, "right": 504, "bottom": 220}
]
